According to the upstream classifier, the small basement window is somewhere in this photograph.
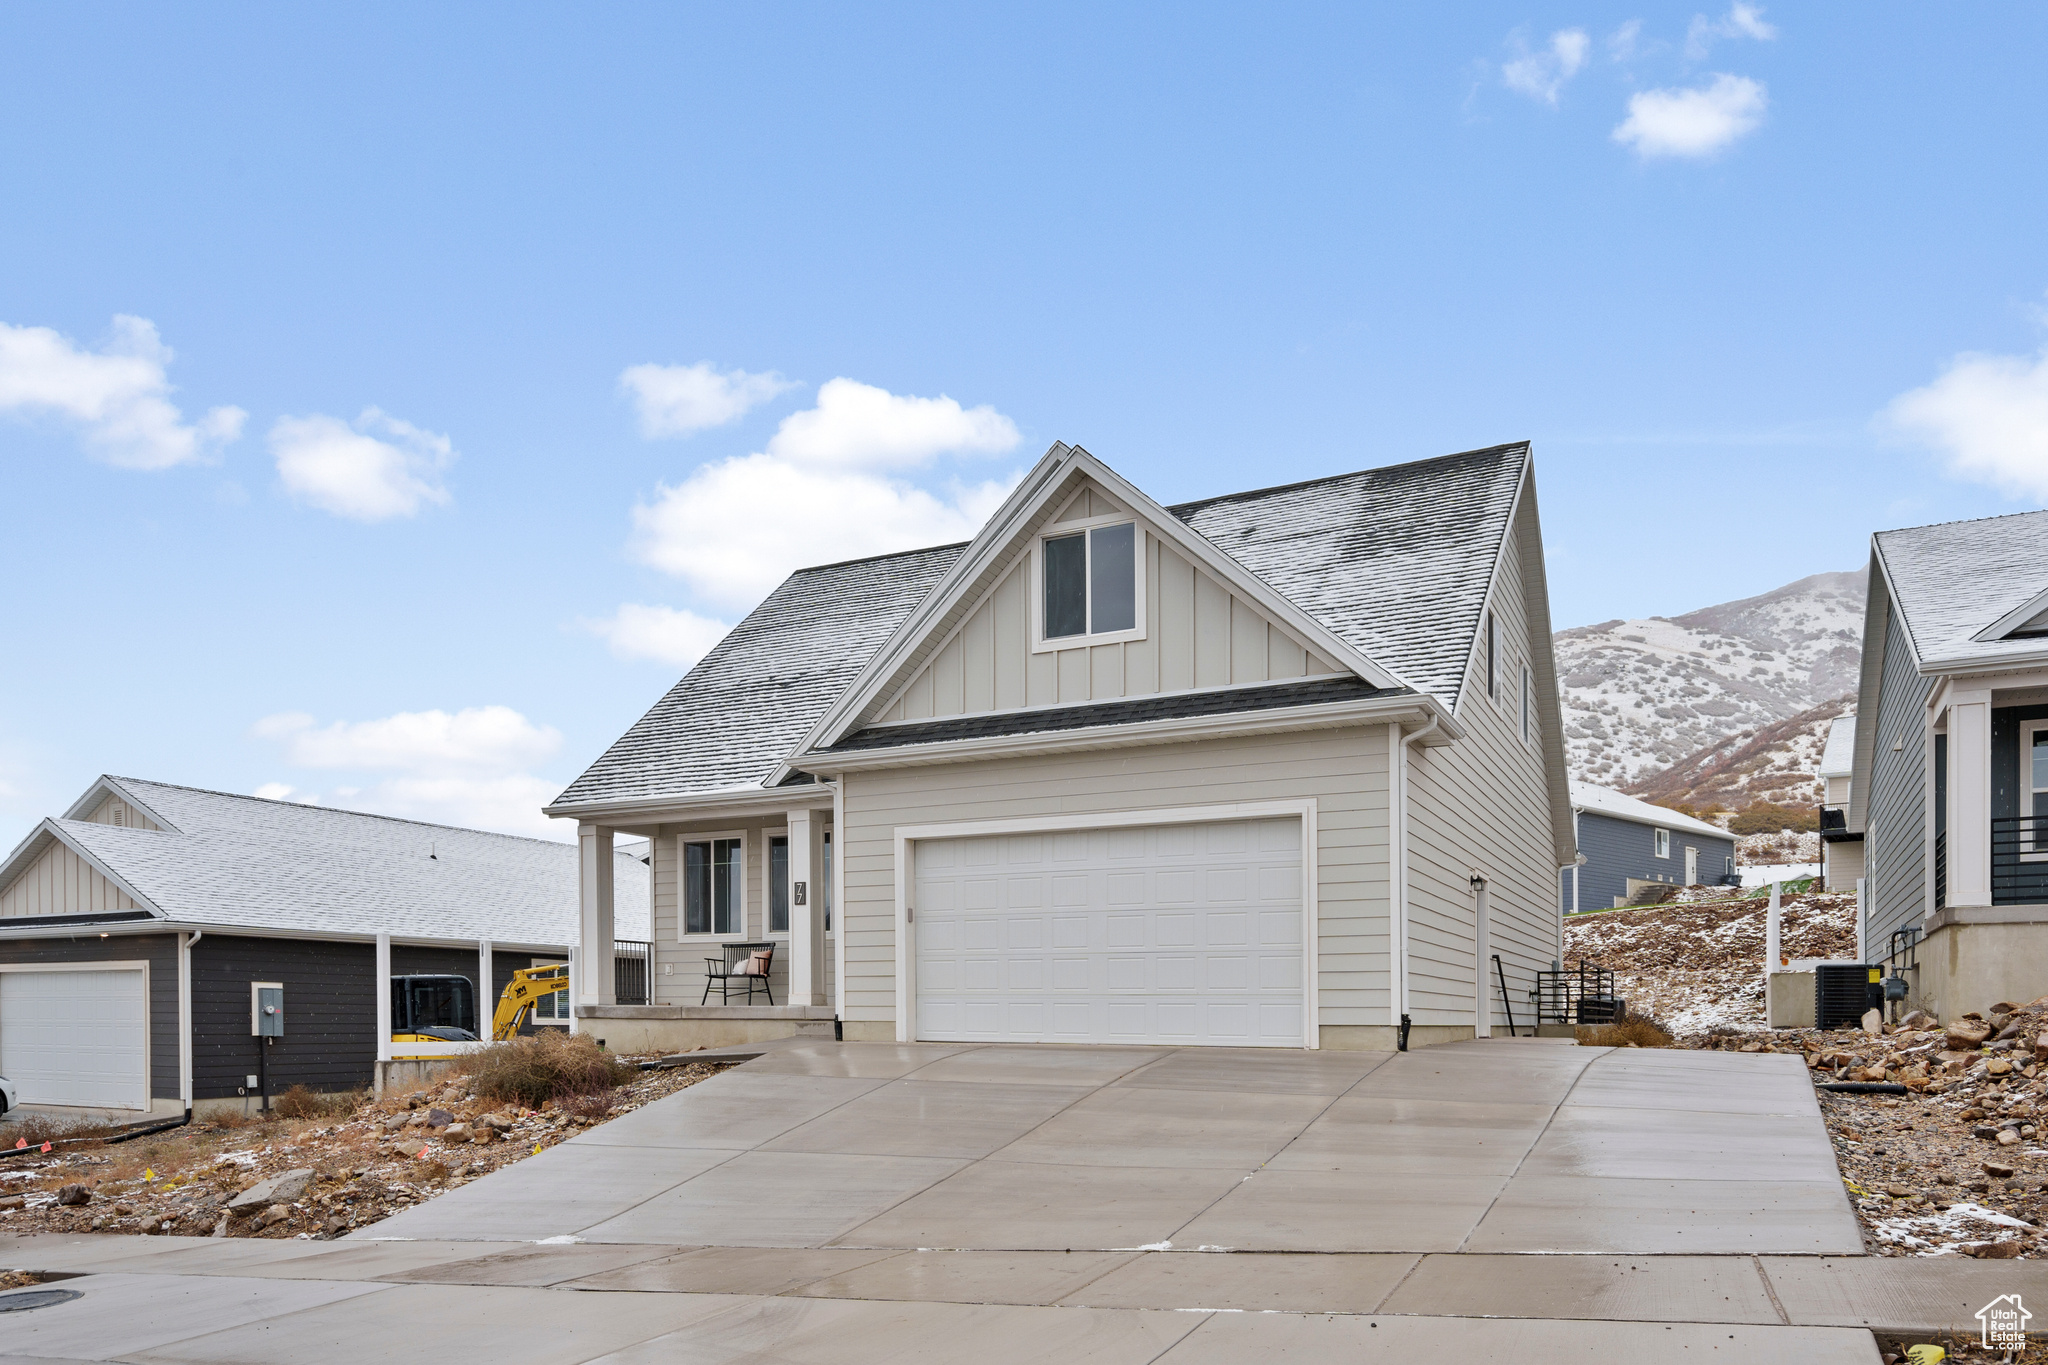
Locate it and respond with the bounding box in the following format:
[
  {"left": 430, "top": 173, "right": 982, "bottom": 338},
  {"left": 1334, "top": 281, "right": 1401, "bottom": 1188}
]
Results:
[
  {"left": 1040, "top": 520, "right": 1142, "bottom": 647},
  {"left": 683, "top": 835, "right": 745, "bottom": 936},
  {"left": 1654, "top": 828, "right": 1671, "bottom": 859}
]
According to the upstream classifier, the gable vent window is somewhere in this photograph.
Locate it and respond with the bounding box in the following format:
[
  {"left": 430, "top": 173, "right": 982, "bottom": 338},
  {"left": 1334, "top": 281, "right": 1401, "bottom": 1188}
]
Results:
[{"left": 1040, "top": 520, "right": 1141, "bottom": 645}]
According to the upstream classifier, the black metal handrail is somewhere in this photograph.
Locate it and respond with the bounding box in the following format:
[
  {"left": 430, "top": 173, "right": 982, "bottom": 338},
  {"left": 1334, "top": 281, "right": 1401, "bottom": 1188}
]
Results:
[
  {"left": 1991, "top": 816, "right": 2048, "bottom": 906},
  {"left": 615, "top": 939, "right": 651, "bottom": 1005},
  {"left": 1821, "top": 806, "right": 1847, "bottom": 833}
]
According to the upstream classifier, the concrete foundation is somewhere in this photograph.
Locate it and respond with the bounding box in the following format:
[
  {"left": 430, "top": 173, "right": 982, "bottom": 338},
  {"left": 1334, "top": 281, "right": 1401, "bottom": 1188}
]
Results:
[
  {"left": 1916, "top": 908, "right": 2048, "bottom": 1022},
  {"left": 575, "top": 1004, "right": 837, "bottom": 1054}
]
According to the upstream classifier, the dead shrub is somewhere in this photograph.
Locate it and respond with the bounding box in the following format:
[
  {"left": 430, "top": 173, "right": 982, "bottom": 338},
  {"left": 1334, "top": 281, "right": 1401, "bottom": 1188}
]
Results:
[
  {"left": 0, "top": 1113, "right": 127, "bottom": 1149},
  {"left": 1577, "top": 1016, "right": 1675, "bottom": 1048},
  {"left": 459, "top": 1032, "right": 636, "bottom": 1109},
  {"left": 560, "top": 1089, "right": 616, "bottom": 1120},
  {"left": 271, "top": 1086, "right": 362, "bottom": 1121}
]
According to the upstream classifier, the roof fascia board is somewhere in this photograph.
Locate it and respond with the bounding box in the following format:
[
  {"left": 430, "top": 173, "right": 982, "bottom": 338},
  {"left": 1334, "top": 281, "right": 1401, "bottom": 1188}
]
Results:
[
  {"left": 1846, "top": 550, "right": 1889, "bottom": 832},
  {"left": 797, "top": 691, "right": 1456, "bottom": 775},
  {"left": 1919, "top": 647, "right": 2048, "bottom": 678},
  {"left": 1505, "top": 461, "right": 1580, "bottom": 865},
  {"left": 0, "top": 918, "right": 565, "bottom": 953},
  {"left": 0, "top": 819, "right": 165, "bottom": 918},
  {"left": 61, "top": 776, "right": 177, "bottom": 833},
  {"left": 1973, "top": 584, "right": 2048, "bottom": 643},
  {"left": 1450, "top": 445, "right": 1531, "bottom": 722},
  {"left": 856, "top": 676, "right": 1361, "bottom": 731},
  {"left": 544, "top": 783, "right": 836, "bottom": 824}
]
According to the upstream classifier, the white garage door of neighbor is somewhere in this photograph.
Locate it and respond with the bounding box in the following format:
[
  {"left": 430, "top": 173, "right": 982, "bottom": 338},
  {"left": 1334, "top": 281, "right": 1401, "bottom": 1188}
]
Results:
[
  {"left": 0, "top": 969, "right": 149, "bottom": 1109},
  {"left": 914, "top": 817, "right": 1306, "bottom": 1048}
]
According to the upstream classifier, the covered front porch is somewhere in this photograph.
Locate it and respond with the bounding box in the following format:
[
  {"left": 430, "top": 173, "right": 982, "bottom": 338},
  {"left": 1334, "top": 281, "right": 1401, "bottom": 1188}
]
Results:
[{"left": 569, "top": 786, "right": 840, "bottom": 1054}]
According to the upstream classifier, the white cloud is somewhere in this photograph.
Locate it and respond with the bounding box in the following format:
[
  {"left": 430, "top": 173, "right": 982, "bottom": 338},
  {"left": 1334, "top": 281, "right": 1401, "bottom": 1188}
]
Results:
[
  {"left": 269, "top": 407, "right": 455, "bottom": 521},
  {"left": 252, "top": 782, "right": 320, "bottom": 804},
  {"left": 582, "top": 603, "right": 732, "bottom": 668},
  {"left": 0, "top": 314, "right": 245, "bottom": 469},
  {"left": 1885, "top": 348, "right": 2048, "bottom": 501},
  {"left": 252, "top": 705, "right": 566, "bottom": 839},
  {"left": 1502, "top": 28, "right": 1591, "bottom": 105},
  {"left": 764, "top": 378, "right": 1020, "bottom": 470},
  {"left": 1687, "top": 3, "right": 1776, "bottom": 58},
  {"left": 1607, "top": 19, "right": 1647, "bottom": 62},
  {"left": 619, "top": 361, "right": 797, "bottom": 438},
  {"left": 1612, "top": 74, "right": 1767, "bottom": 159},
  {"left": 627, "top": 377, "right": 1023, "bottom": 611}
]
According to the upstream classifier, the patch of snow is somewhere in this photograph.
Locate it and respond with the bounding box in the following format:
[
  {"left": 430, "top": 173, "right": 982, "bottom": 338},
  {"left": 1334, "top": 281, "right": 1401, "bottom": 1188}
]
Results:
[{"left": 1867, "top": 1201, "right": 2036, "bottom": 1254}]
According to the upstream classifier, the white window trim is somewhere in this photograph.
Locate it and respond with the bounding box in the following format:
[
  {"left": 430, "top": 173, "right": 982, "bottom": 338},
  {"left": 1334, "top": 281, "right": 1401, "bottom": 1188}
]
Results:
[
  {"left": 526, "top": 958, "right": 570, "bottom": 1026},
  {"left": 2023, "top": 720, "right": 2048, "bottom": 861},
  {"left": 889, "top": 799, "right": 1320, "bottom": 1050},
  {"left": 1653, "top": 828, "right": 1671, "bottom": 859},
  {"left": 677, "top": 828, "right": 752, "bottom": 942},
  {"left": 1030, "top": 512, "right": 1148, "bottom": 654}
]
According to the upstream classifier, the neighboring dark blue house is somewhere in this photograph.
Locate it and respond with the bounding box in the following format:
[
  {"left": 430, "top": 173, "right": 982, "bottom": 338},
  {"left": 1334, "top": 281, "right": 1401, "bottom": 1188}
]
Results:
[{"left": 1562, "top": 782, "right": 1738, "bottom": 913}]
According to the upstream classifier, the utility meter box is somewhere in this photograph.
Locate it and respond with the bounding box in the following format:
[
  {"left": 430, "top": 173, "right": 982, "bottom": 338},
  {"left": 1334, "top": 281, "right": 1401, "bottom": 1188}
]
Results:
[{"left": 252, "top": 982, "right": 285, "bottom": 1037}]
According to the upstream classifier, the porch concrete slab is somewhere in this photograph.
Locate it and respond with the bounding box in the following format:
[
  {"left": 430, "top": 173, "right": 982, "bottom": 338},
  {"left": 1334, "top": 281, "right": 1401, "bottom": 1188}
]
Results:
[
  {"left": 833, "top": 1159, "right": 1250, "bottom": 1251},
  {"left": 1760, "top": 1255, "right": 2048, "bottom": 1334},
  {"left": 1263, "top": 1094, "right": 1553, "bottom": 1175},
  {"left": 569, "top": 1072, "right": 888, "bottom": 1149},
  {"left": 359, "top": 1142, "right": 742, "bottom": 1242},
  {"left": 1151, "top": 1311, "right": 1881, "bottom": 1364},
  {"left": 578, "top": 1150, "right": 971, "bottom": 1246},
  {"left": 796, "top": 1249, "right": 1138, "bottom": 1305},
  {"left": 583, "top": 1294, "right": 1206, "bottom": 1365},
  {"left": 736, "top": 1042, "right": 979, "bottom": 1079},
  {"left": 1523, "top": 1105, "right": 1840, "bottom": 1181},
  {"left": 0, "top": 1272, "right": 388, "bottom": 1360},
  {"left": 1379, "top": 1253, "right": 1783, "bottom": 1324},
  {"left": 760, "top": 1079, "right": 1094, "bottom": 1159},
  {"left": 121, "top": 1282, "right": 749, "bottom": 1365},
  {"left": 1061, "top": 1250, "right": 1418, "bottom": 1312},
  {"left": 566, "top": 1245, "right": 905, "bottom": 1294},
  {"left": 402, "top": 1241, "right": 690, "bottom": 1287},
  {"left": 1110, "top": 1047, "right": 1393, "bottom": 1096},
  {"left": 1171, "top": 1169, "right": 1509, "bottom": 1252},
  {"left": 1465, "top": 1176, "right": 1866, "bottom": 1254},
  {"left": 988, "top": 1085, "right": 1331, "bottom": 1170},
  {"left": 904, "top": 1045, "right": 1169, "bottom": 1088}
]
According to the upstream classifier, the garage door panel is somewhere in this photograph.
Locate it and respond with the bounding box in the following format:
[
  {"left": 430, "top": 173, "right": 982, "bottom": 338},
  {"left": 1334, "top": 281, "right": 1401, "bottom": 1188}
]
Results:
[
  {"left": 915, "top": 817, "right": 1305, "bottom": 1049},
  {"left": 1, "top": 969, "right": 148, "bottom": 1109}
]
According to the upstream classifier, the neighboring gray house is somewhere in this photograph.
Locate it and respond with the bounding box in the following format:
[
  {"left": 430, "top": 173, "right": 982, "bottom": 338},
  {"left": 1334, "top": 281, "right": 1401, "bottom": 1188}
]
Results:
[
  {"left": 1818, "top": 715, "right": 1864, "bottom": 892},
  {"left": 549, "top": 441, "right": 1576, "bottom": 1053},
  {"left": 0, "top": 777, "right": 648, "bottom": 1115},
  {"left": 1851, "top": 509, "right": 2048, "bottom": 1020},
  {"left": 1562, "top": 782, "right": 1737, "bottom": 913}
]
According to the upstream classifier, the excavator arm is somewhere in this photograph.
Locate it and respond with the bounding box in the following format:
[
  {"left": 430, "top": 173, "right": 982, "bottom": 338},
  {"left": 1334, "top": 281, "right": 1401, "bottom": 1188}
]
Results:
[{"left": 493, "top": 964, "right": 571, "bottom": 1041}]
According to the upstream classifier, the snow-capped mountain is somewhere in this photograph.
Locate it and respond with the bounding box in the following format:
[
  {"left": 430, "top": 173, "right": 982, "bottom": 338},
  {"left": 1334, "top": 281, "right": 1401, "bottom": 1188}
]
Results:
[{"left": 1554, "top": 570, "right": 1866, "bottom": 788}]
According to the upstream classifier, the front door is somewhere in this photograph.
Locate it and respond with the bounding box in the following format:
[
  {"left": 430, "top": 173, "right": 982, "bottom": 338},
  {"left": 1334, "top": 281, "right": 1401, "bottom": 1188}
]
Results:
[{"left": 1685, "top": 846, "right": 1698, "bottom": 884}]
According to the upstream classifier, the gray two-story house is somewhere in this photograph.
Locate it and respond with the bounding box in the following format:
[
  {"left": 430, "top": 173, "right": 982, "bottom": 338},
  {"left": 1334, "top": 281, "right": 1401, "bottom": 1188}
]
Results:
[{"left": 1850, "top": 508, "right": 2048, "bottom": 1019}]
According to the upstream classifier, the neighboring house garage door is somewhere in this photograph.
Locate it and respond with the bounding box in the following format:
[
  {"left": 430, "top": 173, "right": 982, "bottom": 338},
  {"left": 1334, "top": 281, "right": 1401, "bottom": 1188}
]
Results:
[
  {"left": 0, "top": 968, "right": 148, "bottom": 1109},
  {"left": 913, "top": 817, "right": 1305, "bottom": 1048}
]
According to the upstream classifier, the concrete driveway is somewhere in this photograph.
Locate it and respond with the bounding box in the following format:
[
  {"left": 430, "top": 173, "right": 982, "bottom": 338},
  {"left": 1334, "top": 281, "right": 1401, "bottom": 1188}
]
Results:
[{"left": 361, "top": 1036, "right": 1863, "bottom": 1255}]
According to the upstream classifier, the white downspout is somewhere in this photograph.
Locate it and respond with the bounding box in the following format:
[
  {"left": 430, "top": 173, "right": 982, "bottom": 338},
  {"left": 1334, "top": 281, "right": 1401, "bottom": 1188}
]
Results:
[
  {"left": 1390, "top": 715, "right": 1441, "bottom": 1040},
  {"left": 179, "top": 930, "right": 201, "bottom": 1119}
]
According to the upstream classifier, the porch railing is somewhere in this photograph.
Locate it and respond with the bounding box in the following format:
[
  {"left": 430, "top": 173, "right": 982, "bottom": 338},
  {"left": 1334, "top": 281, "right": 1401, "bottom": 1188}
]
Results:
[
  {"left": 1934, "top": 829, "right": 1947, "bottom": 910},
  {"left": 614, "top": 940, "right": 651, "bottom": 1005},
  {"left": 1991, "top": 817, "right": 2048, "bottom": 906}
]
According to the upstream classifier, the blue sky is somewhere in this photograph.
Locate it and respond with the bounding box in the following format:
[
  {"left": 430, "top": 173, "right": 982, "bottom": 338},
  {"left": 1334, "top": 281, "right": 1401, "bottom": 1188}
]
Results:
[{"left": 5, "top": 3, "right": 2047, "bottom": 843}]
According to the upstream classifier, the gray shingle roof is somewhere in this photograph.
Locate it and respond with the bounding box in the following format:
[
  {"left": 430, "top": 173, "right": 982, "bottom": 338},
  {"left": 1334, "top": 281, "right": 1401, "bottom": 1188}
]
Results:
[
  {"left": 555, "top": 444, "right": 1527, "bottom": 807},
  {"left": 5, "top": 778, "right": 648, "bottom": 947},
  {"left": 1877, "top": 508, "right": 2048, "bottom": 668}
]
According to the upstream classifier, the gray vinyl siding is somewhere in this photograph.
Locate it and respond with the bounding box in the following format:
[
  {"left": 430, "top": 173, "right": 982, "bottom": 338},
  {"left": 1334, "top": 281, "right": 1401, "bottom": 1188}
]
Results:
[
  {"left": 838, "top": 725, "right": 1393, "bottom": 1031},
  {"left": 0, "top": 933, "right": 180, "bottom": 1100},
  {"left": 1565, "top": 812, "right": 1735, "bottom": 911},
  {"left": 1405, "top": 496, "right": 1563, "bottom": 1028},
  {"left": 1866, "top": 603, "right": 1936, "bottom": 952}
]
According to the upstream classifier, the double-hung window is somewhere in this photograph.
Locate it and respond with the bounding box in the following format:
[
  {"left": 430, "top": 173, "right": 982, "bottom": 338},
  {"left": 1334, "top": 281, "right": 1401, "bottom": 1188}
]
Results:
[
  {"left": 529, "top": 960, "right": 568, "bottom": 1023},
  {"left": 1653, "top": 828, "right": 1671, "bottom": 859},
  {"left": 768, "top": 835, "right": 790, "bottom": 934},
  {"left": 683, "top": 835, "right": 744, "bottom": 936},
  {"left": 2025, "top": 721, "right": 2048, "bottom": 858},
  {"left": 1038, "top": 520, "right": 1143, "bottom": 647}
]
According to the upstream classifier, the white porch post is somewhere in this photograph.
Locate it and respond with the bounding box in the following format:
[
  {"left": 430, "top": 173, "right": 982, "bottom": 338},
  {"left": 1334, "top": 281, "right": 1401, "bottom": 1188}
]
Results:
[
  {"left": 788, "top": 808, "right": 827, "bottom": 1006},
  {"left": 374, "top": 932, "right": 392, "bottom": 1063},
  {"left": 578, "top": 823, "right": 616, "bottom": 1008},
  {"left": 478, "top": 938, "right": 493, "bottom": 1037},
  {"left": 1948, "top": 689, "right": 1992, "bottom": 908}
]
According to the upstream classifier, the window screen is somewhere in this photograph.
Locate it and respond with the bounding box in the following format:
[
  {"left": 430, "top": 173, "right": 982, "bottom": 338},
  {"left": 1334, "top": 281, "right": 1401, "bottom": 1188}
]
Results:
[
  {"left": 1043, "top": 532, "right": 1087, "bottom": 638},
  {"left": 684, "top": 837, "right": 742, "bottom": 935},
  {"left": 1089, "top": 522, "right": 1136, "bottom": 632},
  {"left": 769, "top": 835, "right": 789, "bottom": 934}
]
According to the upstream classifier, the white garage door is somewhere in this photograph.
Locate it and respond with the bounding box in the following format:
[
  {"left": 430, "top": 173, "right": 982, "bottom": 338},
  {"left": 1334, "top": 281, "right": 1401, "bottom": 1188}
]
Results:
[
  {"left": 0, "top": 969, "right": 148, "bottom": 1109},
  {"left": 914, "top": 817, "right": 1305, "bottom": 1048}
]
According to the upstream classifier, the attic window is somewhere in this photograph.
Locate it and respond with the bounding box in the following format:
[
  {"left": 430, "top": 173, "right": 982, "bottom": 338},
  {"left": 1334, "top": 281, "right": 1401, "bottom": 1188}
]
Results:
[{"left": 1038, "top": 520, "right": 1143, "bottom": 648}]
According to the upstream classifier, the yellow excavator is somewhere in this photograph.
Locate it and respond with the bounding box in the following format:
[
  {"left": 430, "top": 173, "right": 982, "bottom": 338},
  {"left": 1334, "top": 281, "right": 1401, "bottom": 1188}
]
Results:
[{"left": 389, "top": 964, "right": 572, "bottom": 1044}]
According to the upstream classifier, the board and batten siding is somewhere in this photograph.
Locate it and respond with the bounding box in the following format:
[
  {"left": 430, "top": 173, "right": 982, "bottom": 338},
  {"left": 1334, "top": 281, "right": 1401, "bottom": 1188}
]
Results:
[
  {"left": 81, "top": 794, "right": 162, "bottom": 830},
  {"left": 1867, "top": 602, "right": 1936, "bottom": 951},
  {"left": 836, "top": 725, "right": 1393, "bottom": 1038},
  {"left": 0, "top": 933, "right": 181, "bottom": 1100},
  {"left": 1405, "top": 497, "right": 1562, "bottom": 1032},
  {"left": 646, "top": 816, "right": 835, "bottom": 1008},
  {"left": 875, "top": 481, "right": 1341, "bottom": 724},
  {"left": 0, "top": 839, "right": 140, "bottom": 918}
]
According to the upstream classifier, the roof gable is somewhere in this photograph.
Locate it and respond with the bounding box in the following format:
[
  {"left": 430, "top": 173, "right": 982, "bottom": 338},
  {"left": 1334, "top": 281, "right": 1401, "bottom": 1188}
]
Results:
[{"left": 1876, "top": 507, "right": 2048, "bottom": 671}]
